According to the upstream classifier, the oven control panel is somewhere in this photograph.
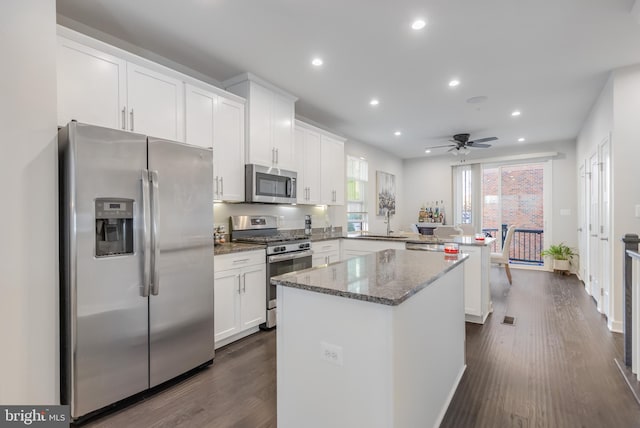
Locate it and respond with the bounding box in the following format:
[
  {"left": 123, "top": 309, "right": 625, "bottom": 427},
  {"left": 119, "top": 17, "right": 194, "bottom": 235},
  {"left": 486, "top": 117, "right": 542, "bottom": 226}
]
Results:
[{"left": 267, "top": 240, "right": 312, "bottom": 255}]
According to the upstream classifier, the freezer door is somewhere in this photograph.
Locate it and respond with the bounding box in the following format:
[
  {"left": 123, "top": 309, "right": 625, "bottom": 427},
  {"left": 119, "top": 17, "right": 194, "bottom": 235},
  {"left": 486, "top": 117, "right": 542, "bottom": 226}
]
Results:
[
  {"left": 148, "top": 138, "right": 214, "bottom": 387},
  {"left": 61, "top": 122, "right": 149, "bottom": 419}
]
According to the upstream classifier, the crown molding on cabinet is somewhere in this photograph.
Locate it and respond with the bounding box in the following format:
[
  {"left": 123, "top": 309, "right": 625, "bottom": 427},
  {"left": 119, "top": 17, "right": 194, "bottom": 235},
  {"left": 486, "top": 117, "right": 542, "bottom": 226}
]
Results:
[{"left": 222, "top": 72, "right": 298, "bottom": 102}]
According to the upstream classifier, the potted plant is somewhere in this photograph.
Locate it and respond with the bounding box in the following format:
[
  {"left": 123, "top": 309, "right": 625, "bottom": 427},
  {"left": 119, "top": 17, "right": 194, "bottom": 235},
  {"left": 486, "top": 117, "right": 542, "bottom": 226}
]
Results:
[{"left": 541, "top": 243, "right": 576, "bottom": 273}]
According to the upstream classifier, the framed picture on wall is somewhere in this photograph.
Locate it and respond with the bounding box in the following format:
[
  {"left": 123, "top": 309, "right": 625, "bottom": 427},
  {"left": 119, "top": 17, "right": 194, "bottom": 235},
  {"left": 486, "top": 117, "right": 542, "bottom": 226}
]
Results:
[{"left": 376, "top": 171, "right": 396, "bottom": 216}]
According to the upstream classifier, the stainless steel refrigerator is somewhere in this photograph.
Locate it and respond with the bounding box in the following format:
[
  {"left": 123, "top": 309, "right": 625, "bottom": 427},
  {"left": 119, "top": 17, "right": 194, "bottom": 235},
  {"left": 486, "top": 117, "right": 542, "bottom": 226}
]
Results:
[{"left": 58, "top": 122, "right": 214, "bottom": 421}]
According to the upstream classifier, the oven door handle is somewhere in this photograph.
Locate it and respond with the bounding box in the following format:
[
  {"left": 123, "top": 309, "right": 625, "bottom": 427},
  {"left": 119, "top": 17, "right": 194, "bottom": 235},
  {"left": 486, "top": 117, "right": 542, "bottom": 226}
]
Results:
[{"left": 268, "top": 250, "right": 313, "bottom": 263}]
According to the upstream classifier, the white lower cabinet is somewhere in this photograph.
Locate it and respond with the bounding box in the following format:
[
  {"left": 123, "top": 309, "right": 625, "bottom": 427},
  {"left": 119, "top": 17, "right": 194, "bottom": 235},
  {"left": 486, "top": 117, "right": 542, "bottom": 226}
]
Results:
[
  {"left": 311, "top": 239, "right": 341, "bottom": 267},
  {"left": 214, "top": 250, "right": 266, "bottom": 348}
]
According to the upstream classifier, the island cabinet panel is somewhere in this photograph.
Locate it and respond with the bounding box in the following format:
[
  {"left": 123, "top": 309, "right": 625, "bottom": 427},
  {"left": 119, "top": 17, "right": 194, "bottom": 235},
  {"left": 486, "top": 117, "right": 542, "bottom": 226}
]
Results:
[{"left": 276, "top": 250, "right": 466, "bottom": 428}]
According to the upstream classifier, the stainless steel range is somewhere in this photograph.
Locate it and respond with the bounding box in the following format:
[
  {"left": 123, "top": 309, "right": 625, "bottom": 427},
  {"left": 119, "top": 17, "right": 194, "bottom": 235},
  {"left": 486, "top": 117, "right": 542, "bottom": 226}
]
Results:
[{"left": 230, "top": 215, "right": 312, "bottom": 328}]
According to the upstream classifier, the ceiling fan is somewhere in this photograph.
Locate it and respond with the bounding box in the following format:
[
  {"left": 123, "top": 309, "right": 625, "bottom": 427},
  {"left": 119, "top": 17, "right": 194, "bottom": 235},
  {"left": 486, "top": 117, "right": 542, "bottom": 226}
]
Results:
[{"left": 427, "top": 133, "right": 497, "bottom": 155}]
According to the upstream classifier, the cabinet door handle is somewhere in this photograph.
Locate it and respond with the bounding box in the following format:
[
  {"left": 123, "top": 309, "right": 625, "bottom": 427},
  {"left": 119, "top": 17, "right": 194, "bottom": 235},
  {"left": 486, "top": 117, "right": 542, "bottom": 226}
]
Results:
[
  {"left": 242, "top": 273, "right": 246, "bottom": 293},
  {"left": 276, "top": 149, "right": 279, "bottom": 164},
  {"left": 233, "top": 258, "right": 250, "bottom": 264},
  {"left": 121, "top": 107, "right": 126, "bottom": 130},
  {"left": 237, "top": 278, "right": 242, "bottom": 294},
  {"left": 325, "top": 256, "right": 329, "bottom": 264},
  {"left": 130, "top": 109, "right": 135, "bottom": 131},
  {"left": 220, "top": 177, "right": 224, "bottom": 196},
  {"left": 272, "top": 148, "right": 275, "bottom": 164}
]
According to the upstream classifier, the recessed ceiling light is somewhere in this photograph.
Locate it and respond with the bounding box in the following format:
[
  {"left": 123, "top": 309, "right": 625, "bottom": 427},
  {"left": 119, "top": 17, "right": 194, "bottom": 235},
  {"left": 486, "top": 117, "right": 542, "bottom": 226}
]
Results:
[
  {"left": 370, "top": 99, "right": 379, "bottom": 106},
  {"left": 394, "top": 131, "right": 402, "bottom": 136},
  {"left": 311, "top": 58, "right": 323, "bottom": 67},
  {"left": 518, "top": 137, "right": 525, "bottom": 142},
  {"left": 412, "top": 19, "right": 426, "bottom": 30},
  {"left": 448, "top": 79, "right": 460, "bottom": 87},
  {"left": 511, "top": 110, "right": 521, "bottom": 117},
  {"left": 425, "top": 149, "right": 431, "bottom": 154}
]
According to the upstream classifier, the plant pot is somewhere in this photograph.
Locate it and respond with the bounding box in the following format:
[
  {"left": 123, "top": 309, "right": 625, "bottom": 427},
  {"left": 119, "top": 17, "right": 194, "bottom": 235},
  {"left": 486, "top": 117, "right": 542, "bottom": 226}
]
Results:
[{"left": 553, "top": 259, "right": 570, "bottom": 271}]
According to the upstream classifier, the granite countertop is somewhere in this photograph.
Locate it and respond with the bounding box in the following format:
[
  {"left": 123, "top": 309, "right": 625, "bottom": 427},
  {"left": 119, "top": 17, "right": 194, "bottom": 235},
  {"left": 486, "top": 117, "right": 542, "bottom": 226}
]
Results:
[
  {"left": 405, "top": 235, "right": 497, "bottom": 247},
  {"left": 214, "top": 242, "right": 265, "bottom": 256},
  {"left": 271, "top": 249, "right": 468, "bottom": 306},
  {"left": 347, "top": 232, "right": 496, "bottom": 247}
]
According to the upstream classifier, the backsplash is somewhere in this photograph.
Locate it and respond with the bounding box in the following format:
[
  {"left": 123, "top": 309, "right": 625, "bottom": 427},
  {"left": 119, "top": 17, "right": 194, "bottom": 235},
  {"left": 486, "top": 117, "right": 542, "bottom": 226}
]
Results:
[{"left": 213, "top": 203, "right": 342, "bottom": 231}]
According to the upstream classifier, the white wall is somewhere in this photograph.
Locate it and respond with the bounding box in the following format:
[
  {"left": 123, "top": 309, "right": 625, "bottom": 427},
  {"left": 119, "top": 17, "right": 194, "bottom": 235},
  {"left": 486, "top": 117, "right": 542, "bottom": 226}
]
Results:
[
  {"left": 579, "top": 66, "right": 640, "bottom": 332},
  {"left": 0, "top": 0, "right": 59, "bottom": 404},
  {"left": 576, "top": 66, "right": 640, "bottom": 332},
  {"left": 402, "top": 157, "right": 454, "bottom": 231},
  {"left": 342, "top": 140, "right": 404, "bottom": 235},
  {"left": 402, "top": 140, "right": 578, "bottom": 249}
]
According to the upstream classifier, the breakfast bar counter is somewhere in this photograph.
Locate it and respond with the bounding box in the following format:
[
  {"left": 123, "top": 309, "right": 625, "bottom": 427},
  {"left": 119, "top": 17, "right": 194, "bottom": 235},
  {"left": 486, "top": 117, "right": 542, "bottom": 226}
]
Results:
[{"left": 272, "top": 249, "right": 468, "bottom": 428}]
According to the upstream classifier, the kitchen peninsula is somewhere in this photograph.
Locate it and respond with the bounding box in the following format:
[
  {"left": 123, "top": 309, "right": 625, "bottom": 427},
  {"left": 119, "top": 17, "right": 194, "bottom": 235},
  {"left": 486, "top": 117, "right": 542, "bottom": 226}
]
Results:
[{"left": 273, "top": 249, "right": 468, "bottom": 428}]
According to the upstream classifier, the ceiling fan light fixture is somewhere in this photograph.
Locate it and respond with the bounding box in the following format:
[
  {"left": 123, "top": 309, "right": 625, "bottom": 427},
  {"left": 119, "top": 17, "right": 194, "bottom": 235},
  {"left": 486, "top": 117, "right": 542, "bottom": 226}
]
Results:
[{"left": 411, "top": 19, "right": 426, "bottom": 30}]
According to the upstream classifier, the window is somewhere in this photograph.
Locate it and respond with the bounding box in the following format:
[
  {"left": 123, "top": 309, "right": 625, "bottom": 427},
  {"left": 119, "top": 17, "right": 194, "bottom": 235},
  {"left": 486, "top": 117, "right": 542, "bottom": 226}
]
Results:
[
  {"left": 347, "top": 156, "right": 368, "bottom": 232},
  {"left": 453, "top": 165, "right": 474, "bottom": 225}
]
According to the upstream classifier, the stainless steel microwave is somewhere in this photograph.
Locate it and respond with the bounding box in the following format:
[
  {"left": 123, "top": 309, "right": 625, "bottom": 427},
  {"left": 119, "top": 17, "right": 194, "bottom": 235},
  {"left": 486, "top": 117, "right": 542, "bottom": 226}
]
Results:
[{"left": 245, "top": 164, "right": 297, "bottom": 204}]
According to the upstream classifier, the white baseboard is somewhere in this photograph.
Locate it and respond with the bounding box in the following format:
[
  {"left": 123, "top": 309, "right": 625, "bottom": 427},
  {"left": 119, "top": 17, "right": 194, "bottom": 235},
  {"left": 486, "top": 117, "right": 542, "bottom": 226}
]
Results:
[
  {"left": 214, "top": 326, "right": 261, "bottom": 350},
  {"left": 609, "top": 319, "right": 623, "bottom": 333}
]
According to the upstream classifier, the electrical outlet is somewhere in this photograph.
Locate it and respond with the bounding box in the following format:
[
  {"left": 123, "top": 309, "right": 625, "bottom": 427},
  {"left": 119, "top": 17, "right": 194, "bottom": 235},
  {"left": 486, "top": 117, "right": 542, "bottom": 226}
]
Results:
[{"left": 320, "top": 342, "right": 343, "bottom": 366}]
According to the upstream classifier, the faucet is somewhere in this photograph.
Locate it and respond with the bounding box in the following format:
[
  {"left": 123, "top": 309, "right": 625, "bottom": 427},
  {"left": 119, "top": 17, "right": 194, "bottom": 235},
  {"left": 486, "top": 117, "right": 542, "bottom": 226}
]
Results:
[{"left": 385, "top": 209, "right": 392, "bottom": 236}]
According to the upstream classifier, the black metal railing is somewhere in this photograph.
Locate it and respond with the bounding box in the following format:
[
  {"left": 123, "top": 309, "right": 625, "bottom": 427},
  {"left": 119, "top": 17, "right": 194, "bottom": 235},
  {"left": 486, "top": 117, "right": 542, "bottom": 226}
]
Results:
[{"left": 482, "top": 224, "right": 544, "bottom": 264}]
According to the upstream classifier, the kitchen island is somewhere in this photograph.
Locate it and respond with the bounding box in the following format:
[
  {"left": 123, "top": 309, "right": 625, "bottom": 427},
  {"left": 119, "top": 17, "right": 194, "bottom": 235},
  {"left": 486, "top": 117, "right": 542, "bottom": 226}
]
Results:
[{"left": 273, "top": 249, "right": 468, "bottom": 428}]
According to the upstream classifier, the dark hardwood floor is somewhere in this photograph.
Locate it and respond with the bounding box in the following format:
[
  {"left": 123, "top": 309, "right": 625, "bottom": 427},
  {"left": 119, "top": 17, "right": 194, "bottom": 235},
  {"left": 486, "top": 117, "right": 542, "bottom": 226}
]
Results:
[{"left": 84, "top": 267, "right": 640, "bottom": 427}]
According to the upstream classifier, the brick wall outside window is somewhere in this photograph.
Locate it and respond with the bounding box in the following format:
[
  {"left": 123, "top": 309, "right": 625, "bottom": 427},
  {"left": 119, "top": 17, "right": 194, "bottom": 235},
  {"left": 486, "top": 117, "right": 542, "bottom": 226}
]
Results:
[{"left": 482, "top": 163, "right": 545, "bottom": 262}]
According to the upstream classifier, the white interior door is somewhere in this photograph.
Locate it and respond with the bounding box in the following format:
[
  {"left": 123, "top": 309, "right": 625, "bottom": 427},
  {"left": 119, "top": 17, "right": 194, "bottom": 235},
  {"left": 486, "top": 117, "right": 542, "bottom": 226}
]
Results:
[
  {"left": 599, "top": 137, "right": 611, "bottom": 318},
  {"left": 578, "top": 163, "right": 588, "bottom": 282},
  {"left": 589, "top": 151, "right": 600, "bottom": 307}
]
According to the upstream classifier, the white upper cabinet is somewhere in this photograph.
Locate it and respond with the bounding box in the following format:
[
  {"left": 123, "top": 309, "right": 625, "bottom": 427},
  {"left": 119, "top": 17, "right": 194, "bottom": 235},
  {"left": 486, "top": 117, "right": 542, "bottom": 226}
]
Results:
[
  {"left": 295, "top": 121, "right": 322, "bottom": 205},
  {"left": 185, "top": 84, "right": 216, "bottom": 149},
  {"left": 296, "top": 120, "right": 345, "bottom": 206},
  {"left": 127, "top": 63, "right": 184, "bottom": 142},
  {"left": 321, "top": 136, "right": 345, "bottom": 205},
  {"left": 223, "top": 73, "right": 297, "bottom": 171},
  {"left": 185, "top": 83, "right": 245, "bottom": 202},
  {"left": 213, "top": 96, "right": 245, "bottom": 202},
  {"left": 57, "top": 38, "right": 126, "bottom": 130},
  {"left": 58, "top": 35, "right": 185, "bottom": 142}
]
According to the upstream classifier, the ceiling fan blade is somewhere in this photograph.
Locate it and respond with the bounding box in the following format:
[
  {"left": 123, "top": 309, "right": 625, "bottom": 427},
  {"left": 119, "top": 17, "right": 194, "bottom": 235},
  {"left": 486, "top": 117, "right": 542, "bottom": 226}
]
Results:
[
  {"left": 469, "top": 136, "right": 497, "bottom": 144},
  {"left": 426, "top": 144, "right": 456, "bottom": 149},
  {"left": 447, "top": 147, "right": 458, "bottom": 152},
  {"left": 469, "top": 143, "right": 492, "bottom": 148}
]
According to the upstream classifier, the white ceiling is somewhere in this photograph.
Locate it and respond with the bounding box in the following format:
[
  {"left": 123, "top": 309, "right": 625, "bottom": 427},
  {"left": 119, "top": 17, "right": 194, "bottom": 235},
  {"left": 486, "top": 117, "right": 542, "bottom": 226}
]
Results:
[{"left": 56, "top": 0, "right": 640, "bottom": 159}]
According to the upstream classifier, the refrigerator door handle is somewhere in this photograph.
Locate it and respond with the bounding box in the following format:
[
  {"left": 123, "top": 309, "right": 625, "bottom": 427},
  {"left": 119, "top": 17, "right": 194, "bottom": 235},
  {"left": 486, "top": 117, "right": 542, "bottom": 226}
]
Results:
[
  {"left": 150, "top": 170, "right": 161, "bottom": 295},
  {"left": 141, "top": 170, "right": 151, "bottom": 297}
]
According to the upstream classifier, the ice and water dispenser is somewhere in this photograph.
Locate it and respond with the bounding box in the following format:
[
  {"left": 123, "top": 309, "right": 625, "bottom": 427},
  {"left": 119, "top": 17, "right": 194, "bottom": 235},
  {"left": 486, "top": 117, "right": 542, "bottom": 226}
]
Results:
[{"left": 95, "top": 198, "right": 134, "bottom": 257}]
